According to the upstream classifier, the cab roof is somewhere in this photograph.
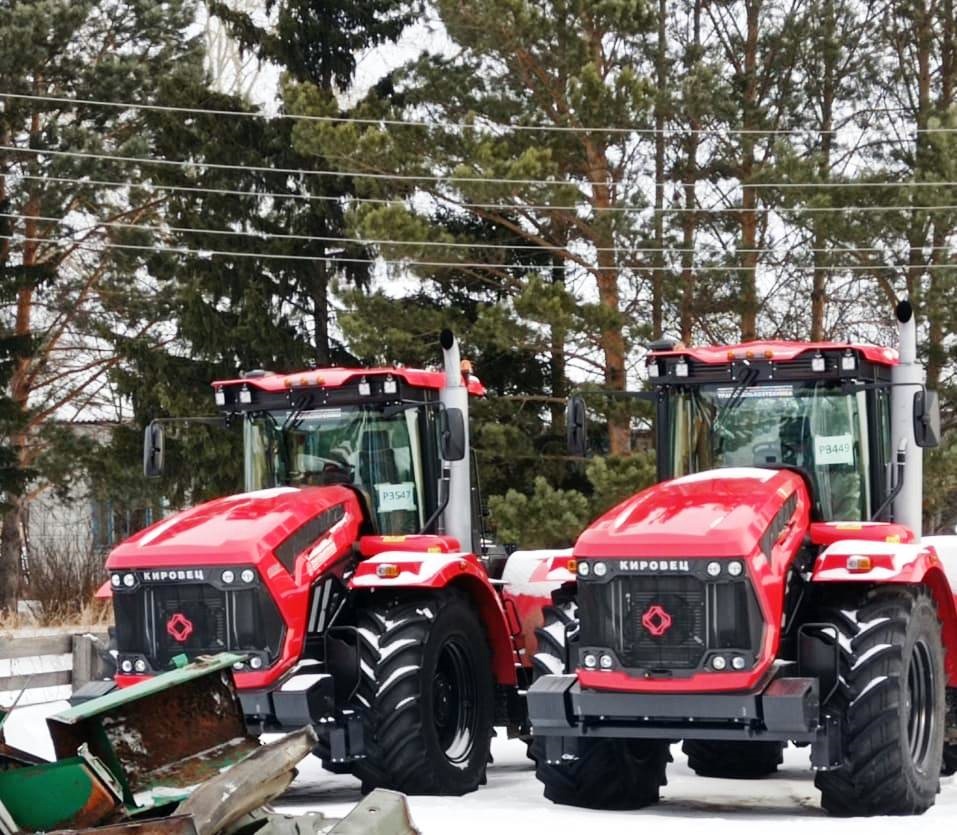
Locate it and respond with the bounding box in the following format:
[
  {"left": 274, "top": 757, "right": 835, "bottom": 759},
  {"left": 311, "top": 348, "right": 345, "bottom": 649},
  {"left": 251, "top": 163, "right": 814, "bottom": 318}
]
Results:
[
  {"left": 649, "top": 340, "right": 898, "bottom": 367},
  {"left": 212, "top": 366, "right": 486, "bottom": 397}
]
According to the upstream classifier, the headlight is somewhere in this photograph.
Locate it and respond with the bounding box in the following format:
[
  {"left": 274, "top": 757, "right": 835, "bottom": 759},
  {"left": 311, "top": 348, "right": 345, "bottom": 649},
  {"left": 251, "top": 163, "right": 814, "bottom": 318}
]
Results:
[
  {"left": 221, "top": 570, "right": 235, "bottom": 584},
  {"left": 706, "top": 561, "right": 721, "bottom": 577},
  {"left": 731, "top": 655, "right": 746, "bottom": 670},
  {"left": 122, "top": 573, "right": 135, "bottom": 588},
  {"left": 241, "top": 568, "right": 255, "bottom": 583},
  {"left": 249, "top": 656, "right": 263, "bottom": 670},
  {"left": 110, "top": 574, "right": 121, "bottom": 587},
  {"left": 583, "top": 653, "right": 597, "bottom": 668},
  {"left": 727, "top": 560, "right": 743, "bottom": 577},
  {"left": 593, "top": 561, "right": 608, "bottom": 578},
  {"left": 134, "top": 659, "right": 147, "bottom": 673},
  {"left": 120, "top": 659, "right": 133, "bottom": 673},
  {"left": 599, "top": 654, "right": 613, "bottom": 669},
  {"left": 712, "top": 655, "right": 727, "bottom": 671},
  {"left": 577, "top": 561, "right": 590, "bottom": 577}
]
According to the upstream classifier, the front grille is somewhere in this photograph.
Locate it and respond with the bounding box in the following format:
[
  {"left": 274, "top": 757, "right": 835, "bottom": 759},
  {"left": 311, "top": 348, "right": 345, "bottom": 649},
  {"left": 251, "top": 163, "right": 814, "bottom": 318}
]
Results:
[
  {"left": 113, "top": 568, "right": 285, "bottom": 672},
  {"left": 578, "top": 561, "right": 763, "bottom": 673}
]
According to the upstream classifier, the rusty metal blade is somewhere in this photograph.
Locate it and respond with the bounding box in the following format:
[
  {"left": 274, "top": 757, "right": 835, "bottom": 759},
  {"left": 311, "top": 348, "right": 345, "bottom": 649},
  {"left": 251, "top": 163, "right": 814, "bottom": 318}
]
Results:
[
  {"left": 176, "top": 726, "right": 319, "bottom": 835},
  {"left": 327, "top": 790, "right": 418, "bottom": 835},
  {"left": 47, "top": 654, "right": 257, "bottom": 808},
  {"left": 49, "top": 814, "right": 200, "bottom": 835}
]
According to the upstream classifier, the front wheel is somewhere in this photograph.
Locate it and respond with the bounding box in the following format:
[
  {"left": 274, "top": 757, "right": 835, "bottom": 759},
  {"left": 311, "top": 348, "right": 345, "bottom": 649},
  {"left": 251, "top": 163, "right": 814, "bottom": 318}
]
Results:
[
  {"left": 682, "top": 739, "right": 784, "bottom": 778},
  {"left": 814, "top": 587, "right": 945, "bottom": 816},
  {"left": 353, "top": 590, "right": 495, "bottom": 795},
  {"left": 530, "top": 599, "right": 670, "bottom": 809}
]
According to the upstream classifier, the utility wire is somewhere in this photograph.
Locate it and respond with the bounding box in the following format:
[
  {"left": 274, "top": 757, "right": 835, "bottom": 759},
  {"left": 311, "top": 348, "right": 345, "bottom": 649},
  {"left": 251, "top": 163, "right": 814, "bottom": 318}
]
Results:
[
  {"left": 2, "top": 210, "right": 953, "bottom": 257},
  {"left": 5, "top": 154, "right": 957, "bottom": 215},
  {"left": 2, "top": 233, "right": 952, "bottom": 272},
  {"left": 0, "top": 90, "right": 948, "bottom": 137},
  {"left": 5, "top": 142, "right": 957, "bottom": 193}
]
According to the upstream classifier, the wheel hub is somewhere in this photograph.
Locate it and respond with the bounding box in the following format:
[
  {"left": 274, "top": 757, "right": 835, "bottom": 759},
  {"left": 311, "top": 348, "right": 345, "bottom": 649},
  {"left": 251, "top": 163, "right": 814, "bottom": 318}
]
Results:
[
  {"left": 907, "top": 638, "right": 936, "bottom": 773},
  {"left": 431, "top": 639, "right": 477, "bottom": 765}
]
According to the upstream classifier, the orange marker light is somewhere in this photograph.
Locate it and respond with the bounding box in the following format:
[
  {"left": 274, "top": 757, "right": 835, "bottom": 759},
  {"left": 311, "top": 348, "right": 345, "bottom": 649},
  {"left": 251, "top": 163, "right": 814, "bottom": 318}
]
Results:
[
  {"left": 567, "top": 559, "right": 578, "bottom": 573},
  {"left": 376, "top": 564, "right": 400, "bottom": 578},
  {"left": 846, "top": 555, "right": 872, "bottom": 573}
]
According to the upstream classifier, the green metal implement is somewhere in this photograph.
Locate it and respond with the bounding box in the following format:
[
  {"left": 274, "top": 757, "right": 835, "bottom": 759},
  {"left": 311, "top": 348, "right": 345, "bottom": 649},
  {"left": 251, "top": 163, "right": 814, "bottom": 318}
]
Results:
[{"left": 46, "top": 653, "right": 258, "bottom": 813}]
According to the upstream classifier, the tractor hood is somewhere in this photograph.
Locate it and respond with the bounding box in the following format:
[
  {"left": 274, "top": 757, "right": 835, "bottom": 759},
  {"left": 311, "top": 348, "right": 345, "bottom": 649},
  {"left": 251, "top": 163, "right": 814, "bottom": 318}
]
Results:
[
  {"left": 574, "top": 467, "right": 808, "bottom": 560},
  {"left": 106, "top": 485, "right": 362, "bottom": 570}
]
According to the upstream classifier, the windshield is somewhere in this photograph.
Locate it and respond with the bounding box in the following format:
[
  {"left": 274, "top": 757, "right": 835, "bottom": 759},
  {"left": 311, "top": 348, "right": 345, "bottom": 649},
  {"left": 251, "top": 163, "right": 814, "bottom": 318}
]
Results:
[
  {"left": 669, "top": 382, "right": 871, "bottom": 521},
  {"left": 244, "top": 405, "right": 432, "bottom": 533}
]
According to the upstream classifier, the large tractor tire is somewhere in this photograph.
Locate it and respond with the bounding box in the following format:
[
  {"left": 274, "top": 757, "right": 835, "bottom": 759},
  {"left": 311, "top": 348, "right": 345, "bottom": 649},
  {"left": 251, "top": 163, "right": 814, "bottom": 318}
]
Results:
[
  {"left": 530, "top": 600, "right": 671, "bottom": 809},
  {"left": 682, "top": 739, "right": 784, "bottom": 778},
  {"left": 814, "top": 587, "right": 945, "bottom": 816},
  {"left": 352, "top": 589, "right": 495, "bottom": 796}
]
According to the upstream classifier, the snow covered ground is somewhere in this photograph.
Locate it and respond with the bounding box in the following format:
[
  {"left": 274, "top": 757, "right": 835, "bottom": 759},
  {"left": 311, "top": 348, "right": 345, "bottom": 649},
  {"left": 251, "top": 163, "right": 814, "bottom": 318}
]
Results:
[
  {"left": 279, "top": 736, "right": 957, "bottom": 834},
  {"left": 7, "top": 701, "right": 957, "bottom": 834}
]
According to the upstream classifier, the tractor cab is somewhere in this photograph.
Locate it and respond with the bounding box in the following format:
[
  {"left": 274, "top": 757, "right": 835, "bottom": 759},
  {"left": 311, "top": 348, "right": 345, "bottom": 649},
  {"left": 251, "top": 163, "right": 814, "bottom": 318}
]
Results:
[
  {"left": 644, "top": 341, "right": 900, "bottom": 523},
  {"left": 208, "top": 367, "right": 486, "bottom": 545}
]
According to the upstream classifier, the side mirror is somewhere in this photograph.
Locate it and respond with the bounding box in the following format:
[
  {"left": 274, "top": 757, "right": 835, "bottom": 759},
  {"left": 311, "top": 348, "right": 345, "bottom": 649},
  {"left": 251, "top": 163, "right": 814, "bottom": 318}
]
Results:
[
  {"left": 566, "top": 395, "right": 588, "bottom": 457},
  {"left": 439, "top": 408, "right": 466, "bottom": 461},
  {"left": 143, "top": 421, "right": 165, "bottom": 478},
  {"left": 913, "top": 389, "right": 941, "bottom": 448}
]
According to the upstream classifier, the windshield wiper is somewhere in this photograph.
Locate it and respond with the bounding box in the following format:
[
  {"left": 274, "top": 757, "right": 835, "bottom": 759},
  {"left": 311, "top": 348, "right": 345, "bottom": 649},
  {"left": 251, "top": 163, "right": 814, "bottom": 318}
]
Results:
[{"left": 713, "top": 362, "right": 759, "bottom": 434}]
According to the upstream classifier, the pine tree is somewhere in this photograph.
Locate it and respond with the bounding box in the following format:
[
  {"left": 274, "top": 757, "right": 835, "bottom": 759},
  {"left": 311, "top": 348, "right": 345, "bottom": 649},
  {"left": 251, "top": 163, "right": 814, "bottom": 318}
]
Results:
[
  {"left": 287, "top": 0, "right": 658, "bottom": 455},
  {"left": 0, "top": 0, "right": 206, "bottom": 609}
]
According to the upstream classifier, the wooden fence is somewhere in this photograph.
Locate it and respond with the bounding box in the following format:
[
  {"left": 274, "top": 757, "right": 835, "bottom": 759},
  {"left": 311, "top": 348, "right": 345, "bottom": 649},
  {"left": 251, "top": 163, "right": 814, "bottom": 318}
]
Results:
[{"left": 0, "top": 632, "right": 111, "bottom": 699}]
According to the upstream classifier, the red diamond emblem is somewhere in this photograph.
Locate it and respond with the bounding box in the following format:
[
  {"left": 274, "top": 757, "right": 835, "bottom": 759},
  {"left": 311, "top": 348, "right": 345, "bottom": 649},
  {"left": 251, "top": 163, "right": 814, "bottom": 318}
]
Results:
[
  {"left": 166, "top": 612, "right": 194, "bottom": 643},
  {"left": 641, "top": 604, "right": 673, "bottom": 637}
]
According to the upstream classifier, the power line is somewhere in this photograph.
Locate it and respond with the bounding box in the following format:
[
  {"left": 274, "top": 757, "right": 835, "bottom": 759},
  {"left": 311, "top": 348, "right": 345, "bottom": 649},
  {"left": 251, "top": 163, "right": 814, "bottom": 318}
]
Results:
[
  {"left": 5, "top": 142, "right": 957, "bottom": 194},
  {"left": 0, "top": 90, "right": 943, "bottom": 137},
  {"left": 6, "top": 153, "right": 957, "bottom": 215},
  {"left": 3, "top": 210, "right": 954, "bottom": 257},
  {"left": 2, "top": 233, "right": 952, "bottom": 272}
]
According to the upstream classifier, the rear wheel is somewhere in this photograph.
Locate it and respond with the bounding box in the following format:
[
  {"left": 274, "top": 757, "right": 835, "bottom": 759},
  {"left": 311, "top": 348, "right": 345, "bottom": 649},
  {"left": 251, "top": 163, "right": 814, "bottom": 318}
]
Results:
[
  {"left": 814, "top": 587, "right": 944, "bottom": 816},
  {"left": 682, "top": 739, "right": 784, "bottom": 778},
  {"left": 531, "top": 599, "right": 671, "bottom": 809},
  {"left": 353, "top": 590, "right": 495, "bottom": 795}
]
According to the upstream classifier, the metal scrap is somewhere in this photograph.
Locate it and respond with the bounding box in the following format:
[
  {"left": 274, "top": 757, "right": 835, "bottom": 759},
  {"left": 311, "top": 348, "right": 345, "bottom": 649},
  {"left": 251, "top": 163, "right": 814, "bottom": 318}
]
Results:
[{"left": 0, "top": 654, "right": 417, "bottom": 835}]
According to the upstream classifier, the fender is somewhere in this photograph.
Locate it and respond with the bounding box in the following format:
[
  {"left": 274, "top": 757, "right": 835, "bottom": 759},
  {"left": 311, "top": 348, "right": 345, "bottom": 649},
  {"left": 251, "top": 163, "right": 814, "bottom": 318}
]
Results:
[
  {"left": 350, "top": 551, "right": 519, "bottom": 685},
  {"left": 812, "top": 539, "right": 957, "bottom": 684},
  {"left": 499, "top": 549, "right": 576, "bottom": 665}
]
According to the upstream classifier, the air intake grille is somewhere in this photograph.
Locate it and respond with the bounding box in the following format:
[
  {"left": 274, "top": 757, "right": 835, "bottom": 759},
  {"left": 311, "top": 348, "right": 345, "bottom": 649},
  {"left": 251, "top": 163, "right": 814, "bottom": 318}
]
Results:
[{"left": 578, "top": 563, "right": 763, "bottom": 673}]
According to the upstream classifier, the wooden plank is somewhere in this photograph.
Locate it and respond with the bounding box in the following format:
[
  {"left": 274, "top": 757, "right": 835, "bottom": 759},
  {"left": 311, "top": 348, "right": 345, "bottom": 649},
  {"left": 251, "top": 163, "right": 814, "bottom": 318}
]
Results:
[
  {"left": 0, "top": 635, "right": 72, "bottom": 660},
  {"left": 0, "top": 670, "right": 72, "bottom": 691}
]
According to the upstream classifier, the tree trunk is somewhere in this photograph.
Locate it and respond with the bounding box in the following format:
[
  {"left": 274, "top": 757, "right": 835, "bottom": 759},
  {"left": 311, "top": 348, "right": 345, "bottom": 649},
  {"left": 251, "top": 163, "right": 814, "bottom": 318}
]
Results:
[
  {"left": 679, "top": 0, "right": 702, "bottom": 344},
  {"left": 926, "top": 0, "right": 954, "bottom": 390},
  {"left": 810, "top": 0, "right": 835, "bottom": 342},
  {"left": 651, "top": 0, "right": 667, "bottom": 340},
  {"left": 313, "top": 255, "right": 330, "bottom": 366},
  {"left": 550, "top": 253, "right": 567, "bottom": 434},
  {"left": 0, "top": 508, "right": 20, "bottom": 611},
  {"left": 739, "top": 0, "right": 761, "bottom": 341}
]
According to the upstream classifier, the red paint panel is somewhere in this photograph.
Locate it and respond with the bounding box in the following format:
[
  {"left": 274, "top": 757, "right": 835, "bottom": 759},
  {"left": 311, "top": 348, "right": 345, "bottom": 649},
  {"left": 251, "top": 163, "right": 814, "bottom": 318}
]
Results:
[
  {"left": 575, "top": 468, "right": 806, "bottom": 560},
  {"left": 575, "top": 468, "right": 811, "bottom": 694},
  {"left": 213, "top": 367, "right": 486, "bottom": 396},
  {"left": 650, "top": 340, "right": 898, "bottom": 367}
]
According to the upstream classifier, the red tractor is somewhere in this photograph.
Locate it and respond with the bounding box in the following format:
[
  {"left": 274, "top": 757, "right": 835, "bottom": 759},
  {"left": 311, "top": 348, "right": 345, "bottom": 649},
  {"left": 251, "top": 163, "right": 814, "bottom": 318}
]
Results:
[
  {"left": 104, "top": 331, "right": 572, "bottom": 795},
  {"left": 528, "top": 301, "right": 957, "bottom": 816}
]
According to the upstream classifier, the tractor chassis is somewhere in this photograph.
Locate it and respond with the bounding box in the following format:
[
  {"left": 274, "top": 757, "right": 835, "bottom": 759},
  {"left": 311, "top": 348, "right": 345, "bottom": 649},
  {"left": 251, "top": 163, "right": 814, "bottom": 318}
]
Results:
[
  {"left": 238, "top": 670, "right": 367, "bottom": 764},
  {"left": 529, "top": 673, "right": 843, "bottom": 771}
]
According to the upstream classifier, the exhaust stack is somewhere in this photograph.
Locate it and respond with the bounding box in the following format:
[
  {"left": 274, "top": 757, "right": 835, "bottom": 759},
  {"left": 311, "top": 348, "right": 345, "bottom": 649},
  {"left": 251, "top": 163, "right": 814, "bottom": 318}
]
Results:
[
  {"left": 891, "top": 300, "right": 923, "bottom": 536},
  {"left": 439, "top": 330, "right": 472, "bottom": 552}
]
